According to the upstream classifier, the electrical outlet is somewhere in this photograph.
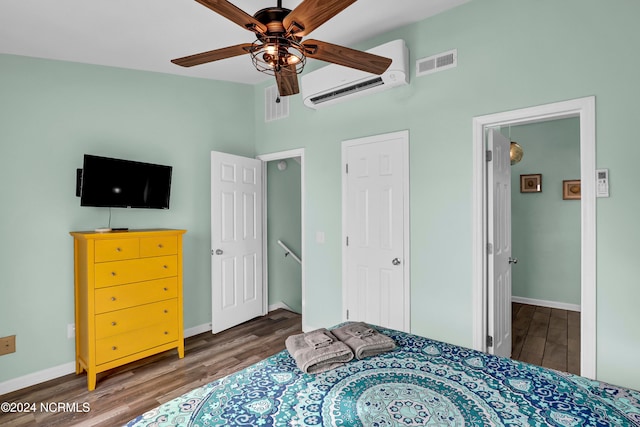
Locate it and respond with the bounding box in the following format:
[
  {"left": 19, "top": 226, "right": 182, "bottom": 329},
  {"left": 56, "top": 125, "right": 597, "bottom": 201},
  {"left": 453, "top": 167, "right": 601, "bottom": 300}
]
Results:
[
  {"left": 0, "top": 335, "right": 16, "bottom": 356},
  {"left": 67, "top": 323, "right": 75, "bottom": 339}
]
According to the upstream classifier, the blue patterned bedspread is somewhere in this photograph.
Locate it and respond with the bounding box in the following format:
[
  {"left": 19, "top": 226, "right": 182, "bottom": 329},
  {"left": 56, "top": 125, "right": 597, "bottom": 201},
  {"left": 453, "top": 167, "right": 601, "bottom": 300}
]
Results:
[{"left": 125, "top": 326, "right": 640, "bottom": 426}]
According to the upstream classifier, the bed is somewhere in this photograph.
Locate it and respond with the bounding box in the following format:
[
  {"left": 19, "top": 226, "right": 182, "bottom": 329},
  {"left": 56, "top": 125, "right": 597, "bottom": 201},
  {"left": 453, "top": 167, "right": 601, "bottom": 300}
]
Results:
[{"left": 124, "top": 324, "right": 640, "bottom": 426}]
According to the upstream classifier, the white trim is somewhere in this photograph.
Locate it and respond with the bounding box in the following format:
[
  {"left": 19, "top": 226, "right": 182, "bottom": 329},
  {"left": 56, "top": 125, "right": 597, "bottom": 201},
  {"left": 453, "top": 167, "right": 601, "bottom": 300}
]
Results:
[
  {"left": 268, "top": 301, "right": 300, "bottom": 313},
  {"left": 257, "top": 149, "right": 306, "bottom": 330},
  {"left": 0, "top": 362, "right": 75, "bottom": 395},
  {"left": 184, "top": 323, "right": 212, "bottom": 338},
  {"left": 512, "top": 296, "right": 581, "bottom": 313},
  {"left": 341, "top": 130, "right": 411, "bottom": 332},
  {"left": 472, "top": 96, "right": 596, "bottom": 379}
]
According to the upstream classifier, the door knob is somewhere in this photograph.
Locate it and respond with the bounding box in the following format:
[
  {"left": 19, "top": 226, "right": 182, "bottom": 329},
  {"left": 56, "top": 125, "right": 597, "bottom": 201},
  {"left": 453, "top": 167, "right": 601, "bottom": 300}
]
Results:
[
  {"left": 392, "top": 258, "right": 401, "bottom": 266},
  {"left": 509, "top": 257, "right": 518, "bottom": 264},
  {"left": 215, "top": 249, "right": 223, "bottom": 255}
]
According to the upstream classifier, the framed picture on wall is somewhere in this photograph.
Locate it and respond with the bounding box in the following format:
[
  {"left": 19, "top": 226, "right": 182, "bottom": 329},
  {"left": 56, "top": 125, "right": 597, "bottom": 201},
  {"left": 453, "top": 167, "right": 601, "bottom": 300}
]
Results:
[
  {"left": 520, "top": 174, "right": 542, "bottom": 193},
  {"left": 563, "top": 179, "right": 581, "bottom": 200}
]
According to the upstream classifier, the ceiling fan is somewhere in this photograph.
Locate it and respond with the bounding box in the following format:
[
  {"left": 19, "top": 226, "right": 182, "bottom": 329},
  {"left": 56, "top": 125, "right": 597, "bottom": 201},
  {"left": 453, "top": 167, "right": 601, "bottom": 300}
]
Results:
[{"left": 171, "top": 0, "right": 393, "bottom": 97}]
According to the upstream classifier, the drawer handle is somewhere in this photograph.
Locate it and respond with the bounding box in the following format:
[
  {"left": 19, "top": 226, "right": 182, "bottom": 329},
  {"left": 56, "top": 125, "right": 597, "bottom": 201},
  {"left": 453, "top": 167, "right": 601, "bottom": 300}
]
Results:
[
  {"left": 111, "top": 297, "right": 117, "bottom": 301},
  {"left": 111, "top": 272, "right": 117, "bottom": 276},
  {"left": 164, "top": 331, "right": 169, "bottom": 335},
  {"left": 111, "top": 321, "right": 117, "bottom": 326},
  {"left": 158, "top": 244, "right": 164, "bottom": 248},
  {"left": 112, "top": 346, "right": 117, "bottom": 351},
  {"left": 163, "top": 287, "right": 168, "bottom": 291},
  {"left": 164, "top": 309, "right": 168, "bottom": 314},
  {"left": 163, "top": 265, "right": 168, "bottom": 269},
  {"left": 116, "top": 247, "right": 121, "bottom": 252}
]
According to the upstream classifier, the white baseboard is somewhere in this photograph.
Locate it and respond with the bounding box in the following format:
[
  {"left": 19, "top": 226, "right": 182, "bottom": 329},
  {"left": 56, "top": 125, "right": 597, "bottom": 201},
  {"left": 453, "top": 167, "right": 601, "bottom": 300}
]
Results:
[
  {"left": 512, "top": 296, "right": 581, "bottom": 312},
  {"left": 268, "top": 301, "right": 300, "bottom": 313},
  {"left": 184, "top": 323, "right": 211, "bottom": 338},
  {"left": 0, "top": 362, "right": 76, "bottom": 396},
  {"left": 0, "top": 323, "right": 213, "bottom": 396}
]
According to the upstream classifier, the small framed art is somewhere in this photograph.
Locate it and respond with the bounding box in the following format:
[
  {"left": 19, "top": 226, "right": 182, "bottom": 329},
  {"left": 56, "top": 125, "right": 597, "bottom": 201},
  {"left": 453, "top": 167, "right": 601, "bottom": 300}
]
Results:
[
  {"left": 563, "top": 179, "right": 581, "bottom": 200},
  {"left": 520, "top": 174, "right": 542, "bottom": 193}
]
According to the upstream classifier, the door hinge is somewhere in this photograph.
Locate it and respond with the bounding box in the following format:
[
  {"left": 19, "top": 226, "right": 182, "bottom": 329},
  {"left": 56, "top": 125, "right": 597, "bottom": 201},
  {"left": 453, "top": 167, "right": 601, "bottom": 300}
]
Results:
[
  {"left": 487, "top": 243, "right": 493, "bottom": 254},
  {"left": 486, "top": 335, "right": 493, "bottom": 347},
  {"left": 486, "top": 150, "right": 492, "bottom": 162}
]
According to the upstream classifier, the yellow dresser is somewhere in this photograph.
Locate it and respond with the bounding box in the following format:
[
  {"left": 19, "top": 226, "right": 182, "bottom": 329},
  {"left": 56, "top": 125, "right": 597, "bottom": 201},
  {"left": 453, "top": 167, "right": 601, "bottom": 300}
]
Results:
[{"left": 70, "top": 229, "right": 186, "bottom": 390}]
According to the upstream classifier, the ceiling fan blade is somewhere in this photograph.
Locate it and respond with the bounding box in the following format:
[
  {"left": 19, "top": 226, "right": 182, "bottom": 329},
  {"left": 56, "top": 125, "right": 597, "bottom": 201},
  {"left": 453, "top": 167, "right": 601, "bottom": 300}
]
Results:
[
  {"left": 195, "top": 0, "right": 267, "bottom": 34},
  {"left": 172, "top": 43, "right": 253, "bottom": 67},
  {"left": 275, "top": 66, "right": 300, "bottom": 96},
  {"left": 283, "top": 0, "right": 356, "bottom": 37},
  {"left": 302, "top": 40, "right": 392, "bottom": 75}
]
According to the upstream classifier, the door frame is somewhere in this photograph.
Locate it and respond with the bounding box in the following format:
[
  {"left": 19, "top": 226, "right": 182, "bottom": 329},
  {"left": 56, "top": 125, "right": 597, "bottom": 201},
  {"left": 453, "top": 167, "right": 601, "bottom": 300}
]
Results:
[
  {"left": 471, "top": 96, "right": 596, "bottom": 379},
  {"left": 341, "top": 130, "right": 411, "bottom": 331},
  {"left": 256, "top": 148, "right": 306, "bottom": 328}
]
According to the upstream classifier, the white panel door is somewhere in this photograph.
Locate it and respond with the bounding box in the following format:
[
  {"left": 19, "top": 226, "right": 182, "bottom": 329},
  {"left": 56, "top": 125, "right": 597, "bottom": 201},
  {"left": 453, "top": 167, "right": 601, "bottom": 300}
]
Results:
[
  {"left": 487, "top": 129, "right": 512, "bottom": 357},
  {"left": 211, "top": 151, "right": 264, "bottom": 334},
  {"left": 343, "top": 131, "right": 409, "bottom": 332}
]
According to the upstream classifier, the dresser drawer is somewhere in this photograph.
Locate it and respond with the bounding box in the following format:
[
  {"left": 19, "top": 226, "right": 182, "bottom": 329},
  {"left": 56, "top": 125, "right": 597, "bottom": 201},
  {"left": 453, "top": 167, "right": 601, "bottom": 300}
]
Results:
[
  {"left": 94, "top": 278, "right": 177, "bottom": 314},
  {"left": 94, "top": 255, "right": 177, "bottom": 288},
  {"left": 95, "top": 321, "right": 178, "bottom": 365},
  {"left": 140, "top": 235, "right": 177, "bottom": 257},
  {"left": 95, "top": 238, "right": 140, "bottom": 262},
  {"left": 95, "top": 299, "right": 177, "bottom": 339}
]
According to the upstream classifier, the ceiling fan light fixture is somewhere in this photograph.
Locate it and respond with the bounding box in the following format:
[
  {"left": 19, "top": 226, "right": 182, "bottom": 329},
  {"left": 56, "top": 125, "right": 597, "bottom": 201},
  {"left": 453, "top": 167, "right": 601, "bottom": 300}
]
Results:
[
  {"left": 287, "top": 55, "right": 301, "bottom": 65},
  {"left": 264, "top": 44, "right": 277, "bottom": 55},
  {"left": 250, "top": 37, "right": 306, "bottom": 76}
]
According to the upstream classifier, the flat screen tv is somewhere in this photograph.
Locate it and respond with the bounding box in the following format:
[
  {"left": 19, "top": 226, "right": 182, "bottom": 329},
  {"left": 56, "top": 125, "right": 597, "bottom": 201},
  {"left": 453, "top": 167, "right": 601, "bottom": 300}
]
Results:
[{"left": 79, "top": 155, "right": 172, "bottom": 209}]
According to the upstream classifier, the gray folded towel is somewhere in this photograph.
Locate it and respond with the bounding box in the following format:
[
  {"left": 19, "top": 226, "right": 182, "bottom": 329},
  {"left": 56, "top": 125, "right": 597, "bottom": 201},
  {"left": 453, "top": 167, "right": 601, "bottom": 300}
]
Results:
[
  {"left": 304, "top": 329, "right": 333, "bottom": 349},
  {"left": 285, "top": 329, "right": 354, "bottom": 374},
  {"left": 332, "top": 322, "right": 396, "bottom": 359},
  {"left": 345, "top": 324, "right": 375, "bottom": 338}
]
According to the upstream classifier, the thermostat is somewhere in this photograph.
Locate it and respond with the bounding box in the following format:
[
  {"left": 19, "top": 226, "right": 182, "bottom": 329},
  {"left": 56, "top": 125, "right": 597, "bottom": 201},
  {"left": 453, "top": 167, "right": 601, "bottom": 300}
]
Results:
[{"left": 596, "top": 169, "right": 609, "bottom": 198}]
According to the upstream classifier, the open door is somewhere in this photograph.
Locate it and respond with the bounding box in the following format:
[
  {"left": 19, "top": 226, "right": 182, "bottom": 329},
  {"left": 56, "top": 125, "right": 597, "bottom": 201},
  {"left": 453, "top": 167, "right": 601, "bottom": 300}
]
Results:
[
  {"left": 211, "top": 151, "right": 264, "bottom": 333},
  {"left": 487, "top": 129, "right": 512, "bottom": 357}
]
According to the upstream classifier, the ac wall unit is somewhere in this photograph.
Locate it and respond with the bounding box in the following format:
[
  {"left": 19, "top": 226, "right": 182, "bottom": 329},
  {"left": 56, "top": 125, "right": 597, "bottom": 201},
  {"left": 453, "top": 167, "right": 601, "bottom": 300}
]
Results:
[{"left": 301, "top": 39, "right": 409, "bottom": 109}]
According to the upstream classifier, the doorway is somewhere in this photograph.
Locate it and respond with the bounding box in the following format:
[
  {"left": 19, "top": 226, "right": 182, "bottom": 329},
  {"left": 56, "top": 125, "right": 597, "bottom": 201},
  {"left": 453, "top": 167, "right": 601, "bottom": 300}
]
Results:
[
  {"left": 257, "top": 149, "right": 306, "bottom": 327},
  {"left": 471, "top": 96, "right": 596, "bottom": 379},
  {"left": 506, "top": 118, "right": 581, "bottom": 374}
]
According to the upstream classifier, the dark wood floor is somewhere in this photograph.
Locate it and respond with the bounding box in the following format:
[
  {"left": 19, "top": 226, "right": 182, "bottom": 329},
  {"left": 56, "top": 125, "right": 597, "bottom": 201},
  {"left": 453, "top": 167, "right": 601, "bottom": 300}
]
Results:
[
  {"left": 511, "top": 302, "right": 580, "bottom": 375},
  {"left": 0, "top": 309, "right": 302, "bottom": 427}
]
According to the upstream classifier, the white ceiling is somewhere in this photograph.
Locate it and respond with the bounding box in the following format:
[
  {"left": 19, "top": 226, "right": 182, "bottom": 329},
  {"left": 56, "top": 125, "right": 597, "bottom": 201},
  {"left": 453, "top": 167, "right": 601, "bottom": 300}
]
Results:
[{"left": 0, "top": 0, "right": 469, "bottom": 85}]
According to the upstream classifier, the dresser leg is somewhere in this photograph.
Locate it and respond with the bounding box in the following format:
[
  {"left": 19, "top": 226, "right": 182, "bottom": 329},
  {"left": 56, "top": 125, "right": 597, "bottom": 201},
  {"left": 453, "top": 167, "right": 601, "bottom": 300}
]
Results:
[
  {"left": 87, "top": 370, "right": 97, "bottom": 391},
  {"left": 178, "top": 343, "right": 185, "bottom": 359}
]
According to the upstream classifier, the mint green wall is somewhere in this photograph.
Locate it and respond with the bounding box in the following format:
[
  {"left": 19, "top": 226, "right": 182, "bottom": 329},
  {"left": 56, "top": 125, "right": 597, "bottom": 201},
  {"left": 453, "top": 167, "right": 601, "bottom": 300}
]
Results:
[
  {"left": 0, "top": 54, "right": 254, "bottom": 383},
  {"left": 506, "top": 119, "right": 581, "bottom": 306},
  {"left": 266, "top": 159, "right": 302, "bottom": 313},
  {"left": 254, "top": 1, "right": 640, "bottom": 390}
]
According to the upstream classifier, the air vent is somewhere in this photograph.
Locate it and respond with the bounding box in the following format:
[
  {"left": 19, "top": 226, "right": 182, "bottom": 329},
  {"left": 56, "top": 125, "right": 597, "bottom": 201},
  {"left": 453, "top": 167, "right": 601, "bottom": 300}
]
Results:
[
  {"left": 309, "top": 77, "right": 384, "bottom": 105},
  {"left": 265, "top": 85, "right": 289, "bottom": 122},
  {"left": 416, "top": 49, "right": 457, "bottom": 77}
]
